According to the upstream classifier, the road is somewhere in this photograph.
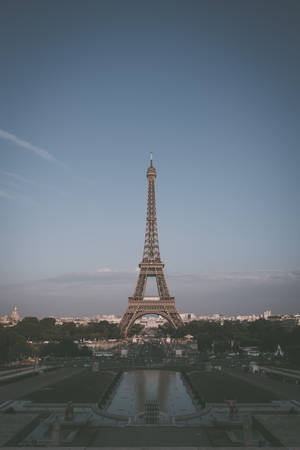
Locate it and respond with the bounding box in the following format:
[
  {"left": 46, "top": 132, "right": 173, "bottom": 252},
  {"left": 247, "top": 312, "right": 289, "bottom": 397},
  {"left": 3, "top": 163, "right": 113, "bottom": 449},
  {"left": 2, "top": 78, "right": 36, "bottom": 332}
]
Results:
[
  {"left": 0, "top": 367, "right": 84, "bottom": 402},
  {"left": 224, "top": 368, "right": 300, "bottom": 402}
]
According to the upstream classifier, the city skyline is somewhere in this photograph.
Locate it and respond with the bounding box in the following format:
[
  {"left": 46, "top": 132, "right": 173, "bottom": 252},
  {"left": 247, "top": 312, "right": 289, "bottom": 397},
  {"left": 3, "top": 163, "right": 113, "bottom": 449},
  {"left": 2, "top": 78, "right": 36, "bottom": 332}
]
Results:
[
  {"left": 2, "top": 304, "right": 299, "bottom": 323},
  {"left": 1, "top": 1, "right": 300, "bottom": 317}
]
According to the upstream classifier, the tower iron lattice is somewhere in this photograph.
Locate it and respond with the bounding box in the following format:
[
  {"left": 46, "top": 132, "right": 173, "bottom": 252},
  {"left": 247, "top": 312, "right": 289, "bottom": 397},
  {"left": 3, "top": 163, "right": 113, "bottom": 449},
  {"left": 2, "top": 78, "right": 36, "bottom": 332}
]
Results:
[{"left": 120, "top": 155, "right": 183, "bottom": 336}]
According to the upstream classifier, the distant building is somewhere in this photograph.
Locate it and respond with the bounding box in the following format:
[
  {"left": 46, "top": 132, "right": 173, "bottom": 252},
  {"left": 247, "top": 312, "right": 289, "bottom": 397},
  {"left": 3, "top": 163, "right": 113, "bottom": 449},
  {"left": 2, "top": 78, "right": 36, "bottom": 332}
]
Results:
[
  {"left": 101, "top": 315, "right": 121, "bottom": 323},
  {"left": 11, "top": 306, "right": 20, "bottom": 323},
  {"left": 180, "top": 313, "right": 197, "bottom": 322},
  {"left": 136, "top": 315, "right": 166, "bottom": 328},
  {"left": 0, "top": 315, "right": 10, "bottom": 325},
  {"left": 263, "top": 309, "right": 272, "bottom": 320}
]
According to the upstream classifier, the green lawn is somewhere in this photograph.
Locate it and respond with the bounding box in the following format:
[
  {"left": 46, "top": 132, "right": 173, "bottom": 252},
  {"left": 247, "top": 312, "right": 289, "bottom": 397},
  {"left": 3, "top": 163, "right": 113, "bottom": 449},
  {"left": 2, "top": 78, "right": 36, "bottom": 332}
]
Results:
[
  {"left": 187, "top": 370, "right": 279, "bottom": 402},
  {"left": 23, "top": 369, "right": 117, "bottom": 403}
]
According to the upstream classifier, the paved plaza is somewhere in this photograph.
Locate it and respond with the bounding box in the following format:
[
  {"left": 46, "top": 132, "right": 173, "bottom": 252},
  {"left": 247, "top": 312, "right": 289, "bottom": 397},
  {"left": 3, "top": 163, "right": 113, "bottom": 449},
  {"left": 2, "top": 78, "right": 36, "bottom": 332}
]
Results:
[
  {"left": 90, "top": 426, "right": 216, "bottom": 447},
  {"left": 254, "top": 414, "right": 300, "bottom": 447},
  {"left": 0, "top": 414, "right": 39, "bottom": 447}
]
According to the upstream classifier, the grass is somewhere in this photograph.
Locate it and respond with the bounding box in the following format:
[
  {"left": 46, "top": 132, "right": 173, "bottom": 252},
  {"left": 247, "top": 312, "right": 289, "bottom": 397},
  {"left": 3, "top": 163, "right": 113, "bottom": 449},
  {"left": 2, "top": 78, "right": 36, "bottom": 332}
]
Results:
[
  {"left": 0, "top": 372, "right": 38, "bottom": 386},
  {"left": 23, "top": 369, "right": 118, "bottom": 403},
  {"left": 187, "top": 370, "right": 280, "bottom": 402}
]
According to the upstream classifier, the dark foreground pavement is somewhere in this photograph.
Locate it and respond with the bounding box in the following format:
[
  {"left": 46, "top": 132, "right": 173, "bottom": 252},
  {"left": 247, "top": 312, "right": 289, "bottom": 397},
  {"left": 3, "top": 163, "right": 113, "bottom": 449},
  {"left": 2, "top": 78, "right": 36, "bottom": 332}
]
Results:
[
  {"left": 90, "top": 426, "right": 212, "bottom": 447},
  {"left": 0, "top": 367, "right": 84, "bottom": 401}
]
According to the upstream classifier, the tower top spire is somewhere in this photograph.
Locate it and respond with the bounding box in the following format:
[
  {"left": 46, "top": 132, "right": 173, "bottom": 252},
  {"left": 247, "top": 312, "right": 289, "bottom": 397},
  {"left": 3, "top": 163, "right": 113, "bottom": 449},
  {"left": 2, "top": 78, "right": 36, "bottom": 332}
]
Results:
[{"left": 147, "top": 153, "right": 156, "bottom": 177}]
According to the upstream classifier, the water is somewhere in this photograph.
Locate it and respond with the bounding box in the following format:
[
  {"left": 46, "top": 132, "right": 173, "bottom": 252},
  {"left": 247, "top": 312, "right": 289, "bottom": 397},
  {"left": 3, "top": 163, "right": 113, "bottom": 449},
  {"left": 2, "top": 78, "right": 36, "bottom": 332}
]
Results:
[{"left": 107, "top": 370, "right": 196, "bottom": 416}]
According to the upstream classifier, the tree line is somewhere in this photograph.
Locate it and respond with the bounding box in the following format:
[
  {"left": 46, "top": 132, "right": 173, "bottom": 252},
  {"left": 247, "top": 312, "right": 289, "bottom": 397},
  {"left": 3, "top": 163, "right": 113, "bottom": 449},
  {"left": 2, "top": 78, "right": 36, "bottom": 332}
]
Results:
[
  {"left": 1, "top": 317, "right": 299, "bottom": 365},
  {"left": 159, "top": 319, "right": 300, "bottom": 365},
  {"left": 0, "top": 317, "right": 122, "bottom": 363}
]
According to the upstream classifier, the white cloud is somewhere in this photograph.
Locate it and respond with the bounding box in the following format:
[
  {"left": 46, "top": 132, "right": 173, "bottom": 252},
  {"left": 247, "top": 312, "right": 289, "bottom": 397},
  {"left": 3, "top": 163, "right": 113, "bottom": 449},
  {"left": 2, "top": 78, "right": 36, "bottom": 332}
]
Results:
[
  {"left": 0, "top": 128, "right": 58, "bottom": 164},
  {"left": 96, "top": 268, "right": 114, "bottom": 273}
]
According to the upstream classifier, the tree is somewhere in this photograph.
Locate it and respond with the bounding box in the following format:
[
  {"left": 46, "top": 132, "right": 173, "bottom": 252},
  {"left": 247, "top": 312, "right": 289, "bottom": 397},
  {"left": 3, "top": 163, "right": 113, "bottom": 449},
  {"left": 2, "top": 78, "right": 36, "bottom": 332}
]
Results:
[
  {"left": 40, "top": 340, "right": 92, "bottom": 357},
  {"left": 0, "top": 328, "right": 33, "bottom": 362},
  {"left": 15, "top": 317, "right": 43, "bottom": 341},
  {"left": 128, "top": 324, "right": 144, "bottom": 337}
]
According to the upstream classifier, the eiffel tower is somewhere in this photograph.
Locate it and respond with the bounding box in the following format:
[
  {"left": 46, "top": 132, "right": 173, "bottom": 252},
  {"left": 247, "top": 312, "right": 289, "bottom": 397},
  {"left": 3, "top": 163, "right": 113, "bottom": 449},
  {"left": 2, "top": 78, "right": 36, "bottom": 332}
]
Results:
[{"left": 120, "top": 155, "right": 183, "bottom": 336}]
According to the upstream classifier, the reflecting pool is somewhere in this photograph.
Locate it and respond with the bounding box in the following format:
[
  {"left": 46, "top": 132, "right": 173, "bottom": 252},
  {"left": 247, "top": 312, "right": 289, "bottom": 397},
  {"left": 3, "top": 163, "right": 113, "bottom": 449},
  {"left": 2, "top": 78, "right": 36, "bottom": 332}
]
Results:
[{"left": 107, "top": 370, "right": 196, "bottom": 416}]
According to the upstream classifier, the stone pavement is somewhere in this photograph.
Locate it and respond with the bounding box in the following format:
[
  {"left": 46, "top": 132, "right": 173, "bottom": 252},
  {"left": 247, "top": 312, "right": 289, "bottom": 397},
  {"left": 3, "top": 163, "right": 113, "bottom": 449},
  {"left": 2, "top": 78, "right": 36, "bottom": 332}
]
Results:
[
  {"left": 254, "top": 414, "right": 300, "bottom": 446},
  {"left": 0, "top": 413, "right": 39, "bottom": 446},
  {"left": 0, "top": 447, "right": 283, "bottom": 449},
  {"left": 90, "top": 426, "right": 211, "bottom": 447}
]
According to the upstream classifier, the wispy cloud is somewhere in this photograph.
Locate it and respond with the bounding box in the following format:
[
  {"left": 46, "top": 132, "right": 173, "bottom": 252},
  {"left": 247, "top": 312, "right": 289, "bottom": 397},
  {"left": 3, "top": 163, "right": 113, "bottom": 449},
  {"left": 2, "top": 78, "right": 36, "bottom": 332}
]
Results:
[
  {"left": 96, "top": 268, "right": 114, "bottom": 273},
  {"left": 0, "top": 130, "right": 94, "bottom": 187},
  {"left": 1, "top": 268, "right": 299, "bottom": 317},
  {"left": 0, "top": 170, "right": 35, "bottom": 185},
  {"left": 3, "top": 269, "right": 299, "bottom": 289},
  {"left": 0, "top": 186, "right": 40, "bottom": 205},
  {"left": 169, "top": 269, "right": 300, "bottom": 283},
  {"left": 0, "top": 128, "right": 59, "bottom": 164},
  {"left": 0, "top": 170, "right": 67, "bottom": 198},
  {"left": 0, "top": 189, "right": 15, "bottom": 199},
  {"left": 96, "top": 267, "right": 137, "bottom": 274}
]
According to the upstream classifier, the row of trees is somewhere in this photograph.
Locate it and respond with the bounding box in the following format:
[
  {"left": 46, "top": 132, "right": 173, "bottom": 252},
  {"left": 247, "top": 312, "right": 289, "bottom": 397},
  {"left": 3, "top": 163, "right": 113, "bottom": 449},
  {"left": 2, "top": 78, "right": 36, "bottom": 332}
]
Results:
[
  {"left": 0, "top": 333, "right": 93, "bottom": 363},
  {"left": 1, "top": 317, "right": 299, "bottom": 365},
  {"left": 13, "top": 317, "right": 122, "bottom": 341},
  {"left": 159, "top": 319, "right": 300, "bottom": 365},
  {"left": 0, "top": 318, "right": 144, "bottom": 363},
  {"left": 0, "top": 328, "right": 32, "bottom": 363},
  {"left": 0, "top": 318, "right": 121, "bottom": 363},
  {"left": 39, "top": 340, "right": 92, "bottom": 358}
]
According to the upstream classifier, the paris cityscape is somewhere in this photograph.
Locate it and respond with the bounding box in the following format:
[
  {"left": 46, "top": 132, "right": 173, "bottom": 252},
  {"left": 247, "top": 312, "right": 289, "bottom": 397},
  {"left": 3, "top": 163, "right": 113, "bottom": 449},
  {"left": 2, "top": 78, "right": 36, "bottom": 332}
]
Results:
[
  {"left": 1, "top": 0, "right": 300, "bottom": 448},
  {"left": 1, "top": 305, "right": 300, "bottom": 327},
  {"left": 1, "top": 158, "right": 300, "bottom": 448}
]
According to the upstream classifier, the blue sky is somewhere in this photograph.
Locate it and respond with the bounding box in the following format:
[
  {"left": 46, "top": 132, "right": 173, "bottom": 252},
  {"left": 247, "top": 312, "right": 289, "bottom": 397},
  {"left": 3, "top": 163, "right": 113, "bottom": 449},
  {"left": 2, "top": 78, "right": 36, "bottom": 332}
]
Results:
[{"left": 0, "top": 0, "right": 299, "bottom": 316}]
